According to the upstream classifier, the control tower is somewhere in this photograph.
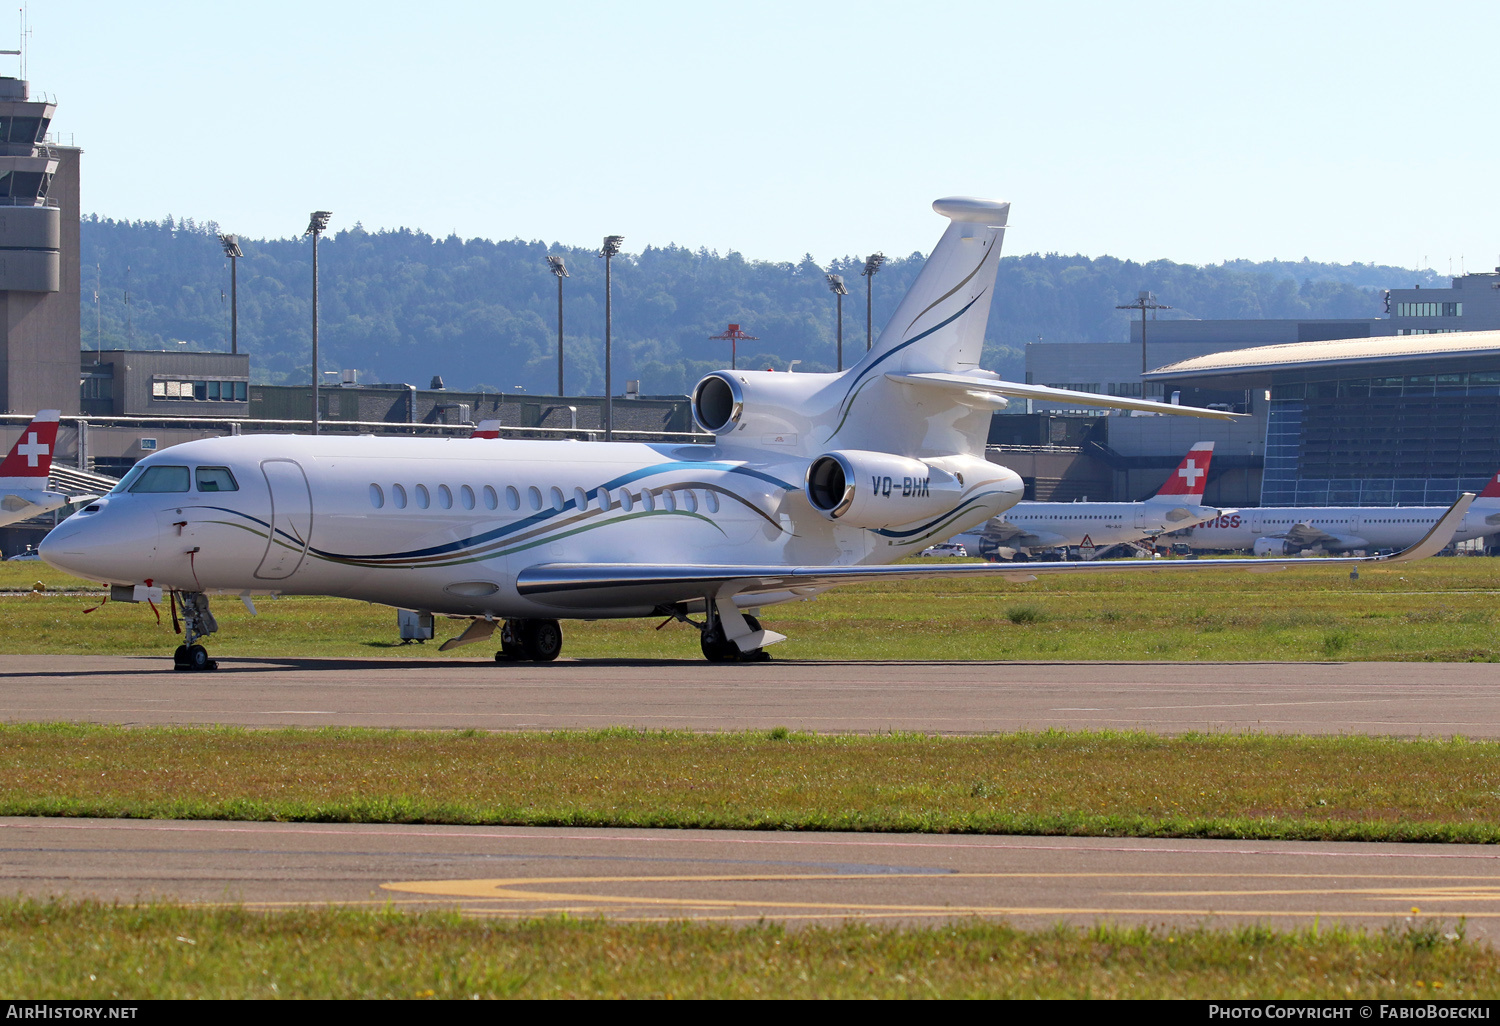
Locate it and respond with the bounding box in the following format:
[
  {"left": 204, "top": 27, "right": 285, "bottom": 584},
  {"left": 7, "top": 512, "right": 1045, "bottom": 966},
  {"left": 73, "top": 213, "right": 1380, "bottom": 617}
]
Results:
[{"left": 0, "top": 75, "right": 80, "bottom": 414}]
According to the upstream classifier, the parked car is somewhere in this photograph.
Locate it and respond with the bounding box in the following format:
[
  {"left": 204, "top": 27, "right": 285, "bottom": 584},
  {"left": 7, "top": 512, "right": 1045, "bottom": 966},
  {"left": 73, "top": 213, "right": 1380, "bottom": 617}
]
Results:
[{"left": 918, "top": 543, "right": 968, "bottom": 558}]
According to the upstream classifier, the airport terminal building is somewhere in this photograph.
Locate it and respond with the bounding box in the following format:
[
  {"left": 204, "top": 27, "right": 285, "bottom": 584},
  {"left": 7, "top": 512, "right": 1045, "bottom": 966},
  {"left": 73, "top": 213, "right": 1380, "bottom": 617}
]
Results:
[{"left": 1145, "top": 331, "right": 1500, "bottom": 507}]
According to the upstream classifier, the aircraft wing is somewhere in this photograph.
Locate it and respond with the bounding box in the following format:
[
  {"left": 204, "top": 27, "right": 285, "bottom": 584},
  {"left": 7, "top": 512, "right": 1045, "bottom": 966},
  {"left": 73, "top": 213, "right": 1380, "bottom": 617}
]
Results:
[{"left": 517, "top": 494, "right": 1473, "bottom": 611}]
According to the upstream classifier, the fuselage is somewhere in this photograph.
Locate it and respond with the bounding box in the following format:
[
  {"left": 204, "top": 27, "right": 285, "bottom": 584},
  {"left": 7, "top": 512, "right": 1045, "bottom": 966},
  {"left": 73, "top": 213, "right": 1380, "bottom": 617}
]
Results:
[
  {"left": 39, "top": 433, "right": 1022, "bottom": 619},
  {"left": 986, "top": 499, "right": 1226, "bottom": 552},
  {"left": 1181, "top": 504, "right": 1500, "bottom": 553}
]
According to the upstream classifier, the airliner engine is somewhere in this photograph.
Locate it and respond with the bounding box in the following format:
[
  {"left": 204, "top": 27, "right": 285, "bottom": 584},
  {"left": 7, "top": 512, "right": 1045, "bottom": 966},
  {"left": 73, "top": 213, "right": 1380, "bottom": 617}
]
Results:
[{"left": 804, "top": 450, "right": 965, "bottom": 529}]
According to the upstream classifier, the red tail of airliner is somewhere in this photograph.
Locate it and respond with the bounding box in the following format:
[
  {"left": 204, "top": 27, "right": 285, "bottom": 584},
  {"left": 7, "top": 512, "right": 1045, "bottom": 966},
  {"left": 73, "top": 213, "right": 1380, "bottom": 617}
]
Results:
[
  {"left": 0, "top": 410, "right": 59, "bottom": 483},
  {"left": 1151, "top": 441, "right": 1214, "bottom": 501}
]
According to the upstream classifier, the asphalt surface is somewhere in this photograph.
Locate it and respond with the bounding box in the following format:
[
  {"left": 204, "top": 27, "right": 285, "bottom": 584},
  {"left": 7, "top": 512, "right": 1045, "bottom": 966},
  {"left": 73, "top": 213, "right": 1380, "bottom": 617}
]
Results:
[
  {"left": 1, "top": 654, "right": 1497, "bottom": 735},
  {"left": 5, "top": 655, "right": 1499, "bottom": 931},
  {"left": 7, "top": 817, "right": 1500, "bottom": 934}
]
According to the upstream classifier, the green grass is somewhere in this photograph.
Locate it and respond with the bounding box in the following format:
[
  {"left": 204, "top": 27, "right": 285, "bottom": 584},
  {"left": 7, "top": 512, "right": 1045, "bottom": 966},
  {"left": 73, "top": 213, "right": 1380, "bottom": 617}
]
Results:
[
  {"left": 0, "top": 899, "right": 1487, "bottom": 999},
  {"left": 10, "top": 723, "right": 1500, "bottom": 842},
  {"left": 3, "top": 556, "right": 1499, "bottom": 662}
]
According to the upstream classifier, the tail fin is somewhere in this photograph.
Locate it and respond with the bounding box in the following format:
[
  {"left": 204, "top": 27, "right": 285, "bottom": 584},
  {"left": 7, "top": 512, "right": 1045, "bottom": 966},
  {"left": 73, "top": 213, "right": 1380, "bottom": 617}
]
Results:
[
  {"left": 825, "top": 198, "right": 1008, "bottom": 457},
  {"left": 471, "top": 420, "right": 502, "bottom": 439},
  {"left": 854, "top": 197, "right": 1009, "bottom": 378},
  {"left": 1150, "top": 442, "right": 1214, "bottom": 501},
  {"left": 1478, "top": 469, "right": 1500, "bottom": 502},
  {"left": 0, "top": 410, "right": 59, "bottom": 485}
]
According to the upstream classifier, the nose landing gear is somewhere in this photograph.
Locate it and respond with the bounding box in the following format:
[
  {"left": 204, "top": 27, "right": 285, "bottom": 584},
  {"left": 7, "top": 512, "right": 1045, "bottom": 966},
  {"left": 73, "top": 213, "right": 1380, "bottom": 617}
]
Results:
[{"left": 172, "top": 591, "right": 219, "bottom": 672}]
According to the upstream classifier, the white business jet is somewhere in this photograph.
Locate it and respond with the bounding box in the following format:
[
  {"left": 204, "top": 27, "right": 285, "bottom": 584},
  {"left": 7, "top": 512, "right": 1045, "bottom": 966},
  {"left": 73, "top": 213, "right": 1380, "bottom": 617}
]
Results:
[
  {"left": 38, "top": 198, "right": 1472, "bottom": 671},
  {"left": 980, "top": 442, "right": 1231, "bottom": 558},
  {"left": 0, "top": 411, "right": 96, "bottom": 529}
]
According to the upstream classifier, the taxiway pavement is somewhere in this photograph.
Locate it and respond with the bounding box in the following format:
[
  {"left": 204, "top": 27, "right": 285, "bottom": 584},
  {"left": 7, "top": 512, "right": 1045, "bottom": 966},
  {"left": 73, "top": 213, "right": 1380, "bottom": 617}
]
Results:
[
  {"left": 6, "top": 655, "right": 1498, "bottom": 929},
  {"left": 5, "top": 816, "right": 1498, "bottom": 933},
  {"left": 1, "top": 654, "right": 1497, "bottom": 736}
]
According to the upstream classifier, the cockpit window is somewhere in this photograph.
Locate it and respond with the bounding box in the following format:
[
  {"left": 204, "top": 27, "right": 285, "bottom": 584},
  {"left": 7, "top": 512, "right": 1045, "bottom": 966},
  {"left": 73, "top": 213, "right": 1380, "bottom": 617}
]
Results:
[
  {"left": 196, "top": 467, "right": 239, "bottom": 492},
  {"left": 127, "top": 465, "right": 191, "bottom": 493},
  {"left": 108, "top": 466, "right": 145, "bottom": 495}
]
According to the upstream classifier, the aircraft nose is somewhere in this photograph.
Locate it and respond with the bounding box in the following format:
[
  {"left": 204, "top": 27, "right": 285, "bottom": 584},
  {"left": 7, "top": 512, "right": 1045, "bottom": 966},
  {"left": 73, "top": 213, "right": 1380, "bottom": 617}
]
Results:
[{"left": 39, "top": 506, "right": 155, "bottom": 583}]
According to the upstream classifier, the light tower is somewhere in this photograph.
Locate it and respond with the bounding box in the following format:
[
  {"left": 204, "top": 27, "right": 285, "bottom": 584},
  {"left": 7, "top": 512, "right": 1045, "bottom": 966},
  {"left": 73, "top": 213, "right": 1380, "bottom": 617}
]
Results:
[
  {"left": 599, "top": 235, "right": 624, "bottom": 441},
  {"left": 862, "top": 252, "right": 885, "bottom": 351},
  {"left": 825, "top": 273, "right": 848, "bottom": 370},
  {"left": 219, "top": 234, "right": 242, "bottom": 355},
  {"left": 305, "top": 211, "right": 331, "bottom": 434},
  {"left": 545, "top": 255, "right": 568, "bottom": 395}
]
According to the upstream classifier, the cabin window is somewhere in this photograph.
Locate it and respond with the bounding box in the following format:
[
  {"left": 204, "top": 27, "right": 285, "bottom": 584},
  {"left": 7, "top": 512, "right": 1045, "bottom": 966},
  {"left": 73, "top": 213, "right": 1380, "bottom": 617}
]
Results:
[
  {"left": 574, "top": 487, "right": 588, "bottom": 510},
  {"left": 705, "top": 491, "right": 721, "bottom": 513},
  {"left": 596, "top": 488, "right": 613, "bottom": 510},
  {"left": 128, "top": 465, "right": 190, "bottom": 493},
  {"left": 460, "top": 485, "right": 476, "bottom": 510},
  {"left": 527, "top": 486, "right": 542, "bottom": 511},
  {"left": 415, "top": 484, "right": 431, "bottom": 509},
  {"left": 641, "top": 490, "right": 656, "bottom": 512},
  {"left": 681, "top": 490, "right": 698, "bottom": 513},
  {"left": 619, "top": 490, "right": 634, "bottom": 512},
  {"left": 549, "top": 486, "right": 565, "bottom": 511},
  {"left": 437, "top": 484, "right": 453, "bottom": 509},
  {"left": 392, "top": 484, "right": 408, "bottom": 509},
  {"left": 195, "top": 467, "right": 239, "bottom": 492},
  {"left": 369, "top": 484, "right": 385, "bottom": 509},
  {"left": 505, "top": 486, "right": 520, "bottom": 511},
  {"left": 661, "top": 490, "right": 677, "bottom": 512},
  {"left": 482, "top": 485, "right": 498, "bottom": 510}
]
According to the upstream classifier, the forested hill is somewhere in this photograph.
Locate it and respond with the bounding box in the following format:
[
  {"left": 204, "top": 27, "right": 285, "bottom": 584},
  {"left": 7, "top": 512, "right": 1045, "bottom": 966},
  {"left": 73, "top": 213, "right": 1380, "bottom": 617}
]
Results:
[{"left": 78, "top": 215, "right": 1442, "bottom": 396}]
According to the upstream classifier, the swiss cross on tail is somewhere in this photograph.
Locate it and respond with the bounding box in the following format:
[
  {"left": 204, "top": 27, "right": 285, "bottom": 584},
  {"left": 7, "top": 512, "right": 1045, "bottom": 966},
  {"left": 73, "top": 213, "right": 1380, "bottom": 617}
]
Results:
[
  {"left": 0, "top": 410, "right": 60, "bottom": 480},
  {"left": 1153, "top": 441, "right": 1215, "bottom": 499}
]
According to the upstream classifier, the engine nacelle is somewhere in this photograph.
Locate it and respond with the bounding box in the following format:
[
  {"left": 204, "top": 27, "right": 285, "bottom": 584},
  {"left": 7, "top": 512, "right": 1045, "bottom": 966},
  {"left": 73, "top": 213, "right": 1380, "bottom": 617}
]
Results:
[
  {"left": 805, "top": 449, "right": 965, "bottom": 528},
  {"left": 1253, "top": 537, "right": 1292, "bottom": 557},
  {"left": 691, "top": 370, "right": 827, "bottom": 444}
]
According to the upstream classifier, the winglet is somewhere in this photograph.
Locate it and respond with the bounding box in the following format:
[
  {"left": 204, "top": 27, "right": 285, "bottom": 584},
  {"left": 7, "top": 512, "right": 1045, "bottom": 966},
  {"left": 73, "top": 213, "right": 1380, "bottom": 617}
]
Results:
[
  {"left": 470, "top": 420, "right": 502, "bottom": 439},
  {"left": 1371, "top": 492, "right": 1475, "bottom": 565}
]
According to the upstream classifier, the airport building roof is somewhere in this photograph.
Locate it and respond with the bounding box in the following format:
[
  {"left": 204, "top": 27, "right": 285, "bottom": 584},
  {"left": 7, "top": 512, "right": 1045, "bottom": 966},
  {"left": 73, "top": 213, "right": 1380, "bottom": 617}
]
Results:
[{"left": 1144, "top": 330, "right": 1500, "bottom": 386}]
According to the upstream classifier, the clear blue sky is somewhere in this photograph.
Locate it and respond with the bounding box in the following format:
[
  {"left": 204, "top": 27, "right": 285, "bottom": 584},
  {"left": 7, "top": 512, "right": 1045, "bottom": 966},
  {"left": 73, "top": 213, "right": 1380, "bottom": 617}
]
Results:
[{"left": 28, "top": 0, "right": 1500, "bottom": 271}]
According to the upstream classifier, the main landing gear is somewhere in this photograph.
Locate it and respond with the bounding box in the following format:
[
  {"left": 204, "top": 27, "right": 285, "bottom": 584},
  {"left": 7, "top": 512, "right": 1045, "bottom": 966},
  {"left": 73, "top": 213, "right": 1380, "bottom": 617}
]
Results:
[
  {"left": 701, "top": 613, "right": 769, "bottom": 663},
  {"left": 172, "top": 591, "right": 219, "bottom": 672},
  {"left": 657, "top": 603, "right": 776, "bottom": 663},
  {"left": 495, "top": 618, "right": 563, "bottom": 663}
]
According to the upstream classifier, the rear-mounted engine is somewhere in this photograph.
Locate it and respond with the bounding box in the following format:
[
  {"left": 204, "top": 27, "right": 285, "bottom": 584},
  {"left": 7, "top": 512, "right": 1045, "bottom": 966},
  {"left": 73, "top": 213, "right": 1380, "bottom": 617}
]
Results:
[{"left": 805, "top": 450, "right": 965, "bottom": 529}]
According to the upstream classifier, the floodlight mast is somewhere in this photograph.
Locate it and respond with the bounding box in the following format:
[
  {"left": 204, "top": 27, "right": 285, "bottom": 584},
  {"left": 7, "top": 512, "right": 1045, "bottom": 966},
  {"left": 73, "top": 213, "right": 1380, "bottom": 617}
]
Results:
[
  {"left": 546, "top": 255, "right": 569, "bottom": 395},
  {"left": 305, "top": 211, "right": 332, "bottom": 435},
  {"left": 862, "top": 253, "right": 885, "bottom": 351},
  {"left": 219, "top": 234, "right": 242, "bottom": 356},
  {"left": 599, "top": 235, "right": 624, "bottom": 441},
  {"left": 825, "top": 273, "right": 848, "bottom": 370}
]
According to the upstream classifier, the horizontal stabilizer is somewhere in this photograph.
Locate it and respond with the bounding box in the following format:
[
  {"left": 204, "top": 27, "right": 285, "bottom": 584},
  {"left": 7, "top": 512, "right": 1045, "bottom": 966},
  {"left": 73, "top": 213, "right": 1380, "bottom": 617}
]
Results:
[{"left": 886, "top": 373, "right": 1241, "bottom": 421}]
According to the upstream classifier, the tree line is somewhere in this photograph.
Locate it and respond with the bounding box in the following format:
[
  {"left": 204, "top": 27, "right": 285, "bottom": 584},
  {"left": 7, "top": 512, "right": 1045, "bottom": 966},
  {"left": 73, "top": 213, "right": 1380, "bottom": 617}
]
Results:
[{"left": 78, "top": 215, "right": 1438, "bottom": 396}]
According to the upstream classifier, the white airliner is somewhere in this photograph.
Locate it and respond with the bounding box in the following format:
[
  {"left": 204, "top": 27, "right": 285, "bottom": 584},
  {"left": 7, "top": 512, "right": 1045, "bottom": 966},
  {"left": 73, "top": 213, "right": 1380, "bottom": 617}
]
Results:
[
  {"left": 37, "top": 197, "right": 1473, "bottom": 671},
  {"left": 0, "top": 411, "right": 95, "bottom": 529},
  {"left": 979, "top": 442, "right": 1231, "bottom": 558},
  {"left": 1177, "top": 472, "right": 1500, "bottom": 555}
]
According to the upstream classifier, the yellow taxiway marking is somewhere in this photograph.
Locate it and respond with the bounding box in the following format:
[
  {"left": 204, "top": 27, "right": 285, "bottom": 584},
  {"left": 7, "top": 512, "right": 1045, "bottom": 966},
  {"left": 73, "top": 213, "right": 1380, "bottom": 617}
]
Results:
[{"left": 380, "top": 871, "right": 1500, "bottom": 919}]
